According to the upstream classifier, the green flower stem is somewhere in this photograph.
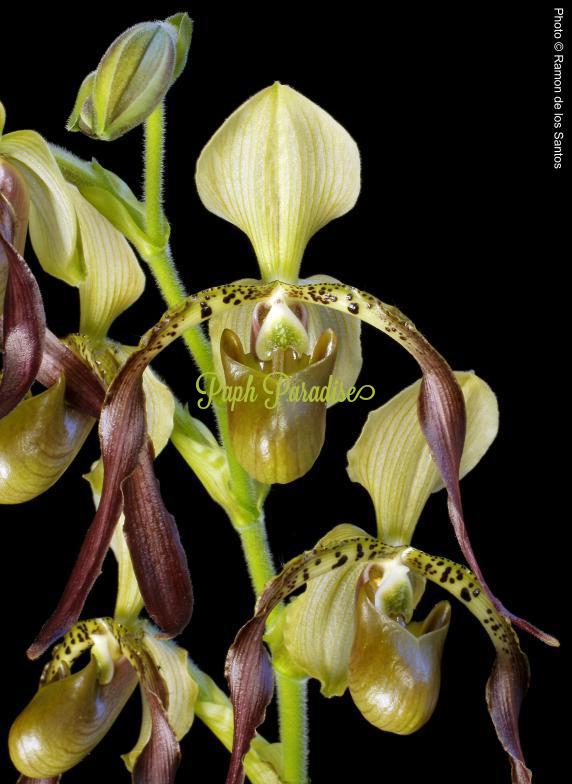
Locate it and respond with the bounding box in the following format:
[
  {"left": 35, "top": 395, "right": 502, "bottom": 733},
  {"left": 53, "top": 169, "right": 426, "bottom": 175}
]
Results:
[
  {"left": 231, "top": 510, "right": 308, "bottom": 784},
  {"left": 231, "top": 512, "right": 276, "bottom": 596},
  {"left": 144, "top": 101, "right": 308, "bottom": 784},
  {"left": 143, "top": 104, "right": 213, "bottom": 376},
  {"left": 143, "top": 103, "right": 165, "bottom": 244},
  {"left": 276, "top": 673, "right": 309, "bottom": 784}
]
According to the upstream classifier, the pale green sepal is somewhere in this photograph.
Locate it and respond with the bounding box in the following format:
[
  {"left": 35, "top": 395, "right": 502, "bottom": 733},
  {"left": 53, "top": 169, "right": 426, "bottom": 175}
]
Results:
[
  {"left": 347, "top": 371, "right": 499, "bottom": 545},
  {"left": 300, "top": 274, "right": 363, "bottom": 405},
  {"left": 83, "top": 460, "right": 144, "bottom": 625},
  {"left": 69, "top": 186, "right": 145, "bottom": 339},
  {"left": 196, "top": 83, "right": 361, "bottom": 283},
  {"left": 165, "top": 13, "right": 193, "bottom": 81},
  {"left": 111, "top": 517, "right": 145, "bottom": 624},
  {"left": 0, "top": 130, "right": 83, "bottom": 283},
  {"left": 283, "top": 524, "right": 367, "bottom": 696}
]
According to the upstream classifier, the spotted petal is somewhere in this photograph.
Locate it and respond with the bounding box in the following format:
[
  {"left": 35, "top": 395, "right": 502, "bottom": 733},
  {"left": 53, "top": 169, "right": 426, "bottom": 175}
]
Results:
[
  {"left": 196, "top": 84, "right": 360, "bottom": 283},
  {"left": 347, "top": 371, "right": 498, "bottom": 545},
  {"left": 401, "top": 547, "right": 559, "bottom": 784}
]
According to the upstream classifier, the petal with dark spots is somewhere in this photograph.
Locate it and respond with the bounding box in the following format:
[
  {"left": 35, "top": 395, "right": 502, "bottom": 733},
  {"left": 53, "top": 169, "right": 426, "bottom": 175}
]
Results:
[
  {"left": 0, "top": 234, "right": 46, "bottom": 420},
  {"left": 401, "top": 546, "right": 558, "bottom": 783},
  {"left": 122, "top": 440, "right": 193, "bottom": 638}
]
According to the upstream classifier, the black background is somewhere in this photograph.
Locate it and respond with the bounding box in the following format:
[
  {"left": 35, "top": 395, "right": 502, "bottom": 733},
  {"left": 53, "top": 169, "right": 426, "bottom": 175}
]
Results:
[{"left": 0, "top": 3, "right": 566, "bottom": 783}]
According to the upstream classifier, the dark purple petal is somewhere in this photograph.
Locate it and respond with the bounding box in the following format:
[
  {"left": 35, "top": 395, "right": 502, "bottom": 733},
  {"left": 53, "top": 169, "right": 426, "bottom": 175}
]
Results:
[
  {"left": 38, "top": 329, "right": 105, "bottom": 417},
  {"left": 132, "top": 647, "right": 181, "bottom": 784},
  {"left": 0, "top": 233, "right": 46, "bottom": 419},
  {"left": 487, "top": 649, "right": 532, "bottom": 784},
  {"left": 132, "top": 690, "right": 181, "bottom": 784},
  {"left": 123, "top": 439, "right": 193, "bottom": 638},
  {"left": 28, "top": 376, "right": 146, "bottom": 659},
  {"left": 415, "top": 353, "right": 557, "bottom": 645},
  {"left": 225, "top": 617, "right": 274, "bottom": 784}
]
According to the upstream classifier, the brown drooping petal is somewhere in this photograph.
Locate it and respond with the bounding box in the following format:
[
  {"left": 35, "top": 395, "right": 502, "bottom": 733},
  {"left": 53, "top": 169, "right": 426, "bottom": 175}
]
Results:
[
  {"left": 486, "top": 650, "right": 532, "bottom": 784},
  {"left": 416, "top": 359, "right": 556, "bottom": 645},
  {"left": 17, "top": 776, "right": 61, "bottom": 783},
  {"left": 225, "top": 617, "right": 274, "bottom": 784},
  {"left": 132, "top": 690, "right": 181, "bottom": 784},
  {"left": 401, "top": 547, "right": 553, "bottom": 784},
  {"left": 38, "top": 329, "right": 105, "bottom": 417},
  {"left": 132, "top": 648, "right": 181, "bottom": 784},
  {"left": 0, "top": 234, "right": 46, "bottom": 420},
  {"left": 28, "top": 377, "right": 147, "bottom": 659},
  {"left": 122, "top": 439, "right": 193, "bottom": 638}
]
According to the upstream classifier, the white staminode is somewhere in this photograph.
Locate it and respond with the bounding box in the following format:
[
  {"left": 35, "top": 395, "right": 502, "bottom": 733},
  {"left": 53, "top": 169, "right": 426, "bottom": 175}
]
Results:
[{"left": 254, "top": 299, "right": 310, "bottom": 360}]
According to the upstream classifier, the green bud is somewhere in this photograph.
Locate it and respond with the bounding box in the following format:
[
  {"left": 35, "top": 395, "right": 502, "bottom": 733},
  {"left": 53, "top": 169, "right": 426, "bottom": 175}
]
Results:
[
  {"left": 166, "top": 12, "right": 194, "bottom": 81},
  {"left": 67, "top": 14, "right": 192, "bottom": 141}
]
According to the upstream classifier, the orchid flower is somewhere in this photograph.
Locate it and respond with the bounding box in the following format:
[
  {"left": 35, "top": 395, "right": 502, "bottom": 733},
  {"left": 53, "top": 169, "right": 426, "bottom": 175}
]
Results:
[
  {"left": 195, "top": 82, "right": 363, "bottom": 484},
  {"left": 9, "top": 483, "right": 198, "bottom": 784},
  {"left": 221, "top": 373, "right": 559, "bottom": 784}
]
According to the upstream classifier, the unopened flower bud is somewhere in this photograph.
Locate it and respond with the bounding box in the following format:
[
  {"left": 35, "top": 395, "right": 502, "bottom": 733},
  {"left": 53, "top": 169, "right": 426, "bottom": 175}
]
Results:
[{"left": 67, "top": 14, "right": 192, "bottom": 141}]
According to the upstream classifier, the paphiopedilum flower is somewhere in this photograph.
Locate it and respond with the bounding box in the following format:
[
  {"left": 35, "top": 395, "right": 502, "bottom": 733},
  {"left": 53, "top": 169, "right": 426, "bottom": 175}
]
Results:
[
  {"left": 281, "top": 372, "right": 498, "bottom": 717},
  {"left": 1, "top": 115, "right": 192, "bottom": 658},
  {"left": 220, "top": 373, "right": 559, "bottom": 784},
  {"left": 9, "top": 523, "right": 198, "bottom": 784},
  {"left": 195, "top": 83, "right": 363, "bottom": 483}
]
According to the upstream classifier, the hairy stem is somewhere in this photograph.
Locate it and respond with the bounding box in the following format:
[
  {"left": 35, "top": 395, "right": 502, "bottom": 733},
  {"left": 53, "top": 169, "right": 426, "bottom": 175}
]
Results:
[{"left": 276, "top": 674, "right": 309, "bottom": 784}]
